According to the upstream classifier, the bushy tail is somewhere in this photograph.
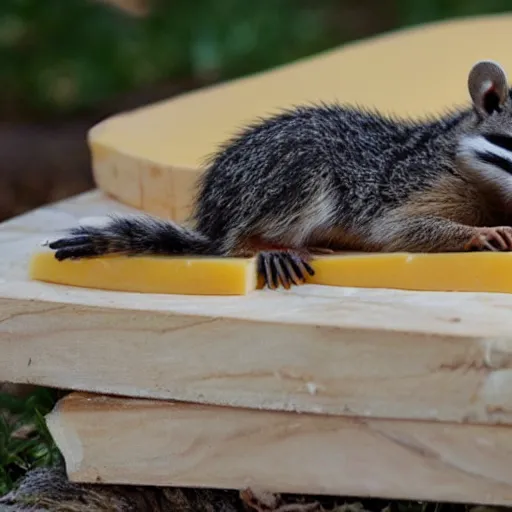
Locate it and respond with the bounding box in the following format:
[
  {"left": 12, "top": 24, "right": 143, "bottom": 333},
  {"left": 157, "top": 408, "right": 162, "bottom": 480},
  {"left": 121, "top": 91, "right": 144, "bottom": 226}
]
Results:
[{"left": 48, "top": 214, "right": 216, "bottom": 261}]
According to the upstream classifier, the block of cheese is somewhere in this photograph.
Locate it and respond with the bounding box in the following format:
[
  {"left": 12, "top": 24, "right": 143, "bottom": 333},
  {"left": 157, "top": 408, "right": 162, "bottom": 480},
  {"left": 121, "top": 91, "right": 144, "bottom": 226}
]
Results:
[
  {"left": 29, "top": 251, "right": 258, "bottom": 296},
  {"left": 89, "top": 13, "right": 512, "bottom": 221},
  {"left": 307, "top": 251, "right": 512, "bottom": 293},
  {"left": 29, "top": 249, "right": 512, "bottom": 295}
]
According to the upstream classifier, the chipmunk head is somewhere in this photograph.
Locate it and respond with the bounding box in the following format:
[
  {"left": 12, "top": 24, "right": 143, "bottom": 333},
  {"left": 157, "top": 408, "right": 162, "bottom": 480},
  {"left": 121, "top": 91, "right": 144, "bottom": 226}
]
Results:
[{"left": 457, "top": 60, "right": 512, "bottom": 193}]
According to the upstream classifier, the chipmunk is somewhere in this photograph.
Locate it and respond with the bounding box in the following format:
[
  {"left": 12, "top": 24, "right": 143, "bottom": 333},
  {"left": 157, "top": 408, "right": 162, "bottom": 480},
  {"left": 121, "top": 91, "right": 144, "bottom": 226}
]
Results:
[{"left": 48, "top": 60, "right": 512, "bottom": 290}]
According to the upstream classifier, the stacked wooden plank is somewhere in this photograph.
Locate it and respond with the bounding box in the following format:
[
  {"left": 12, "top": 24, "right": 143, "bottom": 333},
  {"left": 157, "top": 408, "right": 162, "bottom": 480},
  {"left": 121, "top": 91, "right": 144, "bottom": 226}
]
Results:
[
  {"left": 3, "top": 12, "right": 512, "bottom": 506},
  {"left": 3, "top": 190, "right": 512, "bottom": 504}
]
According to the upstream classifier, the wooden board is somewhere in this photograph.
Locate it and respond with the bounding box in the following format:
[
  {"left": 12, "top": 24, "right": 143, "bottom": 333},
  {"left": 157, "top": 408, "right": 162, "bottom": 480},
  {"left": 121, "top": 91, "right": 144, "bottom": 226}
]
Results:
[
  {"left": 46, "top": 392, "right": 512, "bottom": 505},
  {"left": 88, "top": 13, "right": 512, "bottom": 221},
  {"left": 3, "top": 191, "right": 512, "bottom": 424}
]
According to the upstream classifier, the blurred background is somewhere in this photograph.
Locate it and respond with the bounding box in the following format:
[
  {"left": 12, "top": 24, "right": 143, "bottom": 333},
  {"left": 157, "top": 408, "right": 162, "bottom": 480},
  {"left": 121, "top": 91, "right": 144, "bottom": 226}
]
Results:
[{"left": 1, "top": 0, "right": 511, "bottom": 223}]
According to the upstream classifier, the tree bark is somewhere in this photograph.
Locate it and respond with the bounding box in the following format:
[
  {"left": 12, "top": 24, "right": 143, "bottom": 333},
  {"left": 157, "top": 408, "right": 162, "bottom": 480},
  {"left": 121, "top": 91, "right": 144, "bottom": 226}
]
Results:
[
  {"left": 0, "top": 464, "right": 241, "bottom": 511},
  {"left": 0, "top": 463, "right": 351, "bottom": 512}
]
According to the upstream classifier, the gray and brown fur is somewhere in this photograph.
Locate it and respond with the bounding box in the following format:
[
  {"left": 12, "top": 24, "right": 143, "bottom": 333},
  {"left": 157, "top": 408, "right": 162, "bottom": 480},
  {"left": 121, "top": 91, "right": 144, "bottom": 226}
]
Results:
[{"left": 49, "top": 60, "right": 512, "bottom": 289}]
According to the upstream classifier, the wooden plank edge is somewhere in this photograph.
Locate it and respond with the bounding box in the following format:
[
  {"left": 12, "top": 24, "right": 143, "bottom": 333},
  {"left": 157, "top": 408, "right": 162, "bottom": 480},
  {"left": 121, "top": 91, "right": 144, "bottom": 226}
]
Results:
[
  {"left": 45, "top": 392, "right": 512, "bottom": 505},
  {"left": 2, "top": 296, "right": 512, "bottom": 425}
]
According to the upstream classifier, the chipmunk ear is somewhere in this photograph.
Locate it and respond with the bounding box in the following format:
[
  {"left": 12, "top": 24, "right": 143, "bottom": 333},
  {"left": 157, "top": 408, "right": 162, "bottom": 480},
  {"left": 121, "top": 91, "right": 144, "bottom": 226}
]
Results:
[{"left": 468, "top": 60, "right": 509, "bottom": 117}]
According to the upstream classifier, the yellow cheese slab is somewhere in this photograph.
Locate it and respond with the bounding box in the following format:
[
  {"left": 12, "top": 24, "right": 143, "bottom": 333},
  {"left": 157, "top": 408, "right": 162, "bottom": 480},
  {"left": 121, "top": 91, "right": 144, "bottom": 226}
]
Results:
[
  {"left": 89, "top": 13, "right": 512, "bottom": 221},
  {"left": 29, "top": 252, "right": 257, "bottom": 296},
  {"left": 309, "top": 252, "right": 512, "bottom": 294},
  {"left": 30, "top": 250, "right": 512, "bottom": 295}
]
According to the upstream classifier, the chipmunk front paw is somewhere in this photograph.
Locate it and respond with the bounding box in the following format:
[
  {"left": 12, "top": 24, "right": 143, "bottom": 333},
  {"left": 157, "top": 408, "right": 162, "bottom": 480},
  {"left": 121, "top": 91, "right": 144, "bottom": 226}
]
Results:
[{"left": 465, "top": 226, "right": 512, "bottom": 251}]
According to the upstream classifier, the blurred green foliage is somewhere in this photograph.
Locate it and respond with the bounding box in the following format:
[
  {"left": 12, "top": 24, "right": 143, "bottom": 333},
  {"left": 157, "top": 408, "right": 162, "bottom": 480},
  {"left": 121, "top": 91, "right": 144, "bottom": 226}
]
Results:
[
  {"left": 397, "top": 0, "right": 512, "bottom": 26},
  {"left": 1, "top": 0, "right": 511, "bottom": 118},
  {"left": 0, "top": 0, "right": 341, "bottom": 117}
]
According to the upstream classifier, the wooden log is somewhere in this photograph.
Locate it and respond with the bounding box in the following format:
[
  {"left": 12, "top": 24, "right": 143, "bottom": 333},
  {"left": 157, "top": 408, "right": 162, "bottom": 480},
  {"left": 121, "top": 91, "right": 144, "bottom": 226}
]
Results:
[
  {"left": 88, "top": 13, "right": 512, "bottom": 221},
  {"left": 46, "top": 392, "right": 512, "bottom": 506},
  {"left": 3, "top": 192, "right": 512, "bottom": 425}
]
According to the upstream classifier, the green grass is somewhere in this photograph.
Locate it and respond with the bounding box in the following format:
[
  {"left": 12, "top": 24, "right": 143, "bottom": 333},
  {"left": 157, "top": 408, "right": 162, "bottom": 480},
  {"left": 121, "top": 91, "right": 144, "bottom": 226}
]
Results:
[{"left": 0, "top": 387, "right": 62, "bottom": 495}]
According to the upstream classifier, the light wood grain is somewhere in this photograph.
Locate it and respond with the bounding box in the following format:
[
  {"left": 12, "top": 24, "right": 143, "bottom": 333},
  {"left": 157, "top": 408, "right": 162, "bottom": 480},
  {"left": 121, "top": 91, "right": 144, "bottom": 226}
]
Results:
[
  {"left": 46, "top": 392, "right": 512, "bottom": 505},
  {"left": 3, "top": 191, "right": 512, "bottom": 424},
  {"left": 88, "top": 14, "right": 512, "bottom": 220}
]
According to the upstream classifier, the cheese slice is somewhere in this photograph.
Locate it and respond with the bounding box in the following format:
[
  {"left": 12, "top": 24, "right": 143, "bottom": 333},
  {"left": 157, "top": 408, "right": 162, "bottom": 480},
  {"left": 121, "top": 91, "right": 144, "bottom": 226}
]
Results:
[
  {"left": 29, "top": 251, "right": 258, "bottom": 296},
  {"left": 308, "top": 251, "right": 512, "bottom": 294},
  {"left": 29, "top": 250, "right": 512, "bottom": 295}
]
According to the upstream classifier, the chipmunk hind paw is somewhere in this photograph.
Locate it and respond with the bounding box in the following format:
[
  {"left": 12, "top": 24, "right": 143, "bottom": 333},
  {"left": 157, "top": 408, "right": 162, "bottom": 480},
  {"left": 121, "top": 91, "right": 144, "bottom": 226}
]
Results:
[{"left": 257, "top": 250, "right": 315, "bottom": 290}]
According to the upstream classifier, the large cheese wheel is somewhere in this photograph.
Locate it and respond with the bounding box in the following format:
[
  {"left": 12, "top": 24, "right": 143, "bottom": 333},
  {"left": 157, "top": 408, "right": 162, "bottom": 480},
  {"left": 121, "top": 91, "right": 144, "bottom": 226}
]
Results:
[{"left": 89, "top": 13, "right": 512, "bottom": 221}]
